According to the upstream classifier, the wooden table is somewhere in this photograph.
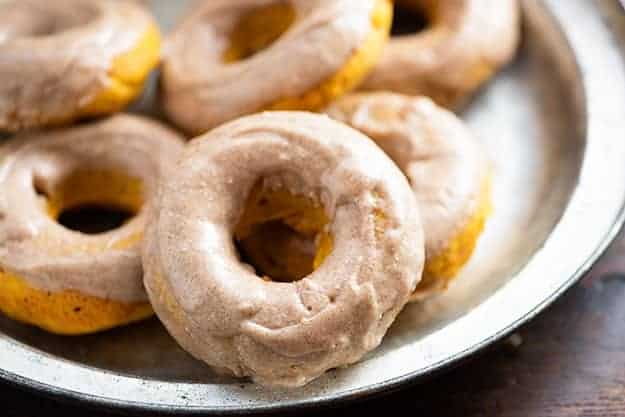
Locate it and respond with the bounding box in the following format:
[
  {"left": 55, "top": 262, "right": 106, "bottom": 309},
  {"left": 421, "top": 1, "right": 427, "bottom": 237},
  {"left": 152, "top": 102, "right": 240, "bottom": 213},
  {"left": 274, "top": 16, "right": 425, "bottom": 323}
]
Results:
[{"left": 5, "top": 231, "right": 625, "bottom": 416}]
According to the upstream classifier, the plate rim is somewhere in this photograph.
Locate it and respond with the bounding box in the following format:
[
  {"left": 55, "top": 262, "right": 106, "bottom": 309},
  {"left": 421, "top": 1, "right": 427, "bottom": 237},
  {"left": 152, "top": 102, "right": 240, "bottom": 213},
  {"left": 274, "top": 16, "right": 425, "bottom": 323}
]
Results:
[{"left": 2, "top": 0, "right": 625, "bottom": 414}]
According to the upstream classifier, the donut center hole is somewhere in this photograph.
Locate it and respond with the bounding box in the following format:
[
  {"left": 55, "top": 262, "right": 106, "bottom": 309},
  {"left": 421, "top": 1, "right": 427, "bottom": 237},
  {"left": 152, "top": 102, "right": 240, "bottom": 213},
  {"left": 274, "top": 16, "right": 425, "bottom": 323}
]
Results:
[
  {"left": 391, "top": 3, "right": 429, "bottom": 36},
  {"left": 234, "top": 181, "right": 332, "bottom": 282},
  {"left": 57, "top": 205, "right": 135, "bottom": 235},
  {"left": 36, "top": 170, "right": 144, "bottom": 235},
  {"left": 223, "top": 3, "right": 296, "bottom": 63}
]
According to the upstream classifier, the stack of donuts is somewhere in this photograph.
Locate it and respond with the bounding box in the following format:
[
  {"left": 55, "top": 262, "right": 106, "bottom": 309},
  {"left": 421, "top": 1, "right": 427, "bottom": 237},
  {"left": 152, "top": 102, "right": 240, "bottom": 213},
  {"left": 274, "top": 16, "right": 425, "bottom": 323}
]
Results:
[{"left": 0, "top": 0, "right": 519, "bottom": 387}]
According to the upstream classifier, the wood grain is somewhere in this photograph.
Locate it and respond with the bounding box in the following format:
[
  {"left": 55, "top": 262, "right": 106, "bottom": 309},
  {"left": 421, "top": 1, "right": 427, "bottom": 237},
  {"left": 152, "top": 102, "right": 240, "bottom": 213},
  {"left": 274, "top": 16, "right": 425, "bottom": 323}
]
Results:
[{"left": 5, "top": 233, "right": 625, "bottom": 417}]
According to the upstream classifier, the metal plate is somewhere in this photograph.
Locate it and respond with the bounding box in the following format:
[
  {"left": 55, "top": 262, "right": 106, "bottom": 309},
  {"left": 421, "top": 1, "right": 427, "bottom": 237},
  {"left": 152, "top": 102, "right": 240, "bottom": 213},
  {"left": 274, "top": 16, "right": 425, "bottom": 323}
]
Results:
[{"left": 2, "top": 0, "right": 625, "bottom": 413}]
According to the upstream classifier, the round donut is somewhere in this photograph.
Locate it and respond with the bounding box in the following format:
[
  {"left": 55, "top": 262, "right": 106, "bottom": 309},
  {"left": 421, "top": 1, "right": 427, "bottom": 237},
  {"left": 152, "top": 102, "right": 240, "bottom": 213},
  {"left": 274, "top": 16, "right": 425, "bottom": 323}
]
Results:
[
  {"left": 161, "top": 0, "right": 393, "bottom": 135},
  {"left": 0, "top": 0, "right": 161, "bottom": 132},
  {"left": 0, "top": 115, "right": 184, "bottom": 334},
  {"left": 326, "top": 92, "right": 491, "bottom": 299},
  {"left": 361, "top": 0, "right": 520, "bottom": 107},
  {"left": 142, "top": 112, "right": 424, "bottom": 387}
]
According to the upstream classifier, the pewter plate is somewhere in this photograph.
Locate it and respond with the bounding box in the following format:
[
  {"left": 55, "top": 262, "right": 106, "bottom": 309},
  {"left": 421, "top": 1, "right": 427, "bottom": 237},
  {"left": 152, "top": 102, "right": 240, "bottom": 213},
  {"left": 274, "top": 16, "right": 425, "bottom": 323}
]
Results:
[{"left": 1, "top": 0, "right": 625, "bottom": 414}]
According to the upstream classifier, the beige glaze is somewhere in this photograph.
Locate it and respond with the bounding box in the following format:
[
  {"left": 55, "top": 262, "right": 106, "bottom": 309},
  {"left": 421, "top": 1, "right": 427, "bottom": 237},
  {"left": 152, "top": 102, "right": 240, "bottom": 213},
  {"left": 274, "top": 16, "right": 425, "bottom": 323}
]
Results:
[
  {"left": 362, "top": 0, "right": 520, "bottom": 107},
  {"left": 161, "top": 0, "right": 378, "bottom": 134},
  {"left": 142, "top": 111, "right": 424, "bottom": 387},
  {"left": 326, "top": 93, "right": 488, "bottom": 260},
  {"left": 0, "top": 0, "right": 157, "bottom": 131},
  {"left": 0, "top": 114, "right": 184, "bottom": 302}
]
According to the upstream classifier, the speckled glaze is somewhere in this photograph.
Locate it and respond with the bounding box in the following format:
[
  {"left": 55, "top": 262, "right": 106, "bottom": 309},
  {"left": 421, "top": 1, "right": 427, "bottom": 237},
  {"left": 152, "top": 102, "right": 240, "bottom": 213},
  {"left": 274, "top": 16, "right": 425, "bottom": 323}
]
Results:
[
  {"left": 161, "top": 0, "right": 379, "bottom": 134},
  {"left": 143, "top": 111, "right": 424, "bottom": 387},
  {"left": 362, "top": 0, "right": 520, "bottom": 107},
  {"left": 326, "top": 93, "right": 489, "bottom": 290},
  {"left": 0, "top": 0, "right": 158, "bottom": 131},
  {"left": 0, "top": 115, "right": 184, "bottom": 302},
  {"left": 0, "top": 0, "right": 622, "bottom": 413}
]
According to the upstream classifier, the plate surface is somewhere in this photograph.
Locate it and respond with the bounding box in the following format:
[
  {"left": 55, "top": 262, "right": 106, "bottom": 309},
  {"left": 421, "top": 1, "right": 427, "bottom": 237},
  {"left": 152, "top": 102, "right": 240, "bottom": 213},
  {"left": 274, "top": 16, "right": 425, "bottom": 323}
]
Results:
[{"left": 2, "top": 0, "right": 625, "bottom": 414}]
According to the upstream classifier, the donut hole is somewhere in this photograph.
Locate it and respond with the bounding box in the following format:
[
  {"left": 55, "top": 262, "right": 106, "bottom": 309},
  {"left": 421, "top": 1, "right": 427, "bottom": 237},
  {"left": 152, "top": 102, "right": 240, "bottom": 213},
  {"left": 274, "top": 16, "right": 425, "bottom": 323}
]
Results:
[
  {"left": 222, "top": 3, "right": 296, "bottom": 63},
  {"left": 57, "top": 205, "right": 135, "bottom": 235},
  {"left": 236, "top": 220, "right": 316, "bottom": 282},
  {"left": 391, "top": 3, "right": 429, "bottom": 37},
  {"left": 234, "top": 180, "right": 333, "bottom": 282},
  {"left": 37, "top": 170, "right": 144, "bottom": 235}
]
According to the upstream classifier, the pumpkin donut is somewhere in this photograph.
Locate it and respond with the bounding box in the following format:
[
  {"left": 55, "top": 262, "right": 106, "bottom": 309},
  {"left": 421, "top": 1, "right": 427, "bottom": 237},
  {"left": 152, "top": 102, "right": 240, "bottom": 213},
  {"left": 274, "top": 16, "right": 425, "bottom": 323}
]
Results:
[
  {"left": 142, "top": 112, "right": 424, "bottom": 387},
  {"left": 0, "top": 0, "right": 161, "bottom": 132},
  {"left": 361, "top": 0, "right": 520, "bottom": 107},
  {"left": 0, "top": 115, "right": 184, "bottom": 335},
  {"left": 326, "top": 93, "right": 491, "bottom": 299},
  {"left": 161, "top": 0, "right": 393, "bottom": 135}
]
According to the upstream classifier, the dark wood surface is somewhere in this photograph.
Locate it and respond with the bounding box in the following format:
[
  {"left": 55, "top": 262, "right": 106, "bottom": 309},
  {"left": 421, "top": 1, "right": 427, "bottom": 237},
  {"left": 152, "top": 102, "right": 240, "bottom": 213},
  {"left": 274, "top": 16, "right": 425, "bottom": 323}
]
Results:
[{"left": 5, "top": 231, "right": 625, "bottom": 416}]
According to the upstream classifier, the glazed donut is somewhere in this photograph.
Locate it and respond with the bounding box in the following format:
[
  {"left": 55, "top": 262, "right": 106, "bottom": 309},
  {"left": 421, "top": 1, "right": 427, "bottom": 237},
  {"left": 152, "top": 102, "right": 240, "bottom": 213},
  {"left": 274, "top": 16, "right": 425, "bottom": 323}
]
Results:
[
  {"left": 0, "top": 0, "right": 161, "bottom": 132},
  {"left": 326, "top": 93, "right": 491, "bottom": 299},
  {"left": 142, "top": 112, "right": 424, "bottom": 387},
  {"left": 0, "top": 115, "right": 184, "bottom": 334},
  {"left": 161, "top": 0, "right": 393, "bottom": 134},
  {"left": 361, "top": 0, "right": 520, "bottom": 107}
]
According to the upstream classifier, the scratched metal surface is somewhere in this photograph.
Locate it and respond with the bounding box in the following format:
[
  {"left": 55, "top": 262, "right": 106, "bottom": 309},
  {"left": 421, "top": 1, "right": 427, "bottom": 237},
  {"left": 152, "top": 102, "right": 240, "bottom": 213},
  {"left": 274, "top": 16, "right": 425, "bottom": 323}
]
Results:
[{"left": 1, "top": 0, "right": 625, "bottom": 414}]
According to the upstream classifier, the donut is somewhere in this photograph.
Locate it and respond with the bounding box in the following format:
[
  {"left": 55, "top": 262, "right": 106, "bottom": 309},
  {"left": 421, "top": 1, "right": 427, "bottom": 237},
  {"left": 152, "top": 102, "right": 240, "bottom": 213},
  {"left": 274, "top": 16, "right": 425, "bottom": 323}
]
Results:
[
  {"left": 161, "top": 0, "right": 393, "bottom": 135},
  {"left": 142, "top": 112, "right": 424, "bottom": 387},
  {"left": 0, "top": 0, "right": 161, "bottom": 132},
  {"left": 326, "top": 93, "right": 491, "bottom": 299},
  {"left": 0, "top": 115, "right": 184, "bottom": 334},
  {"left": 361, "top": 0, "right": 520, "bottom": 107}
]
